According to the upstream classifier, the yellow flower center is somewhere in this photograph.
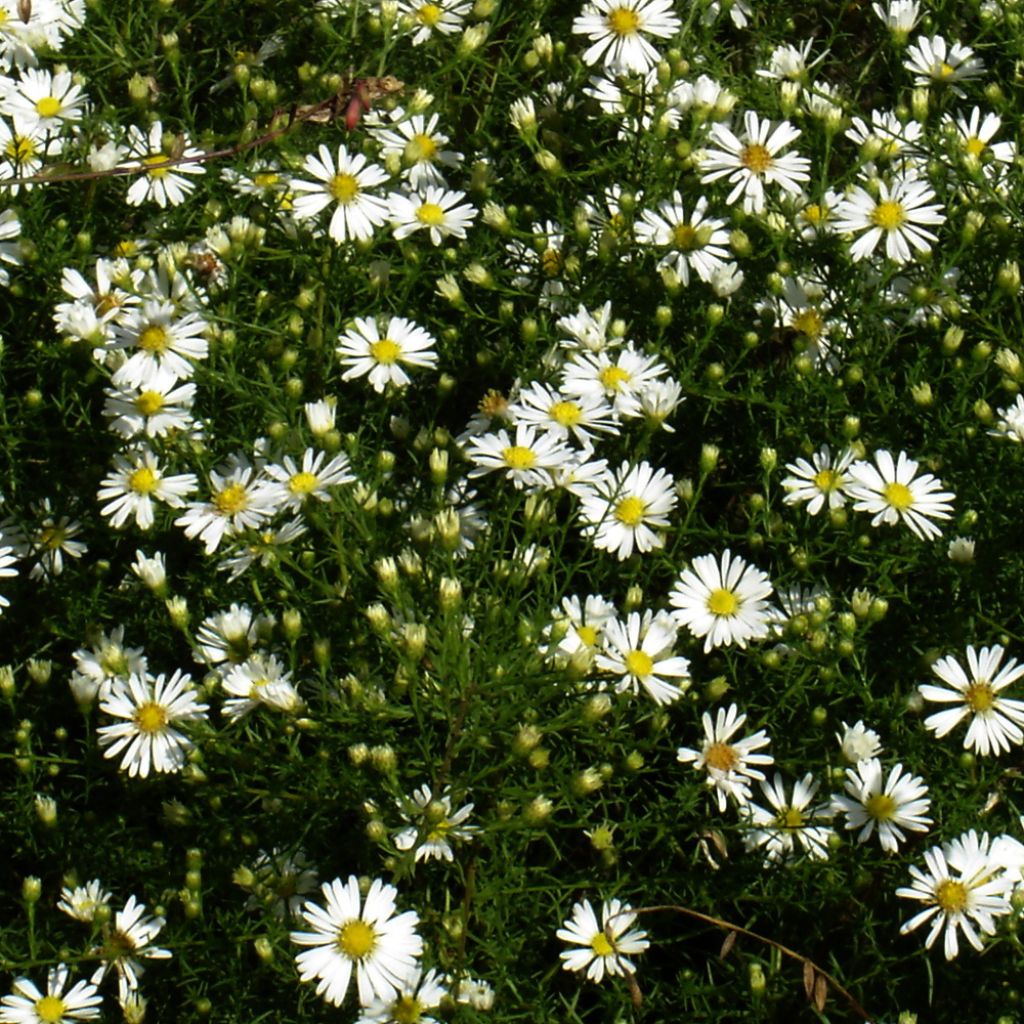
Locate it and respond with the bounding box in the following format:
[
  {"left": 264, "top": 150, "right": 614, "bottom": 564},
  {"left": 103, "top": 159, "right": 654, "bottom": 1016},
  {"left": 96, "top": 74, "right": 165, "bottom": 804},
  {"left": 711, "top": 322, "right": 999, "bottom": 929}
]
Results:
[
  {"left": 871, "top": 200, "right": 907, "bottom": 231},
  {"left": 882, "top": 481, "right": 914, "bottom": 510},
  {"left": 34, "top": 996, "right": 67, "bottom": 1023},
  {"left": 599, "top": 365, "right": 631, "bottom": 391},
  {"left": 143, "top": 153, "right": 170, "bottom": 179},
  {"left": 550, "top": 400, "right": 582, "bottom": 426},
  {"left": 864, "top": 793, "right": 896, "bottom": 820},
  {"left": 35, "top": 96, "right": 61, "bottom": 118},
  {"left": 100, "top": 646, "right": 129, "bottom": 677},
  {"left": 214, "top": 482, "right": 249, "bottom": 515},
  {"left": 415, "top": 201, "right": 445, "bottom": 226},
  {"left": 803, "top": 202, "right": 825, "bottom": 225},
  {"left": 937, "top": 61, "right": 955, "bottom": 79},
  {"left": 328, "top": 172, "right": 360, "bottom": 203},
  {"left": 965, "top": 680, "right": 995, "bottom": 712},
  {"left": 740, "top": 143, "right": 773, "bottom": 174},
  {"left": 128, "top": 466, "right": 159, "bottom": 495},
  {"left": 502, "top": 445, "right": 536, "bottom": 470},
  {"left": 337, "top": 919, "right": 377, "bottom": 960},
  {"left": 288, "top": 471, "right": 318, "bottom": 495},
  {"left": 935, "top": 878, "right": 968, "bottom": 913},
  {"left": 791, "top": 308, "right": 824, "bottom": 338},
  {"left": 625, "top": 649, "right": 654, "bottom": 677},
  {"left": 138, "top": 324, "right": 169, "bottom": 353},
  {"left": 416, "top": 2, "right": 442, "bottom": 25},
  {"left": 591, "top": 931, "right": 615, "bottom": 956},
  {"left": 576, "top": 625, "right": 598, "bottom": 648},
  {"left": 405, "top": 133, "right": 437, "bottom": 163},
  {"left": 6, "top": 135, "right": 37, "bottom": 161},
  {"left": 134, "top": 700, "right": 168, "bottom": 734},
  {"left": 606, "top": 6, "right": 640, "bottom": 35},
  {"left": 370, "top": 338, "right": 401, "bottom": 364},
  {"left": 541, "top": 248, "right": 564, "bottom": 277},
  {"left": 707, "top": 588, "right": 738, "bottom": 617},
  {"left": 38, "top": 525, "right": 66, "bottom": 550},
  {"left": 813, "top": 468, "right": 840, "bottom": 492},
  {"left": 704, "top": 741, "right": 739, "bottom": 772},
  {"left": 779, "top": 807, "right": 804, "bottom": 830},
  {"left": 672, "top": 223, "right": 699, "bottom": 250},
  {"left": 964, "top": 136, "right": 986, "bottom": 158},
  {"left": 392, "top": 995, "right": 423, "bottom": 1024},
  {"left": 614, "top": 495, "right": 646, "bottom": 526},
  {"left": 135, "top": 390, "right": 165, "bottom": 416},
  {"left": 253, "top": 171, "right": 279, "bottom": 188}
]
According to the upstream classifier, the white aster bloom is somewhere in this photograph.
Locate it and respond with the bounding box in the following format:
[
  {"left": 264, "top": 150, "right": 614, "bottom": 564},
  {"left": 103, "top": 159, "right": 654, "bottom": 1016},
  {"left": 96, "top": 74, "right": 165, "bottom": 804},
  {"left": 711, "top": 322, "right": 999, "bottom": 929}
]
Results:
[
  {"left": 97, "top": 670, "right": 208, "bottom": 778},
  {"left": 561, "top": 343, "right": 667, "bottom": 419},
  {"left": 97, "top": 448, "right": 197, "bottom": 530},
  {"left": 90, "top": 896, "right": 171, "bottom": 996},
  {"left": 123, "top": 121, "right": 206, "bottom": 208},
  {"left": 742, "top": 773, "right": 834, "bottom": 864},
  {"left": 677, "top": 703, "right": 774, "bottom": 811},
  {"left": 102, "top": 368, "right": 197, "bottom": 439},
  {"left": 397, "top": 0, "right": 472, "bottom": 45},
  {"left": 670, "top": 549, "right": 774, "bottom": 653},
  {"left": 919, "top": 644, "right": 1024, "bottom": 756},
  {"left": 833, "top": 174, "right": 944, "bottom": 264},
  {"left": 578, "top": 460, "right": 676, "bottom": 560},
  {"left": 572, "top": 0, "right": 681, "bottom": 74},
  {"left": 109, "top": 299, "right": 208, "bottom": 389},
  {"left": 0, "top": 964, "right": 101, "bottom": 1024},
  {"left": 394, "top": 783, "right": 478, "bottom": 862},
  {"left": 290, "top": 144, "right": 390, "bottom": 244},
  {"left": 465, "top": 423, "right": 573, "bottom": 490},
  {"left": 58, "top": 880, "right": 111, "bottom": 923},
  {"left": 832, "top": 758, "right": 932, "bottom": 853},
  {"left": 904, "top": 34, "right": 984, "bottom": 93},
  {"left": 556, "top": 898, "right": 649, "bottom": 983},
  {"left": 3, "top": 66, "right": 86, "bottom": 132},
  {"left": 507, "top": 381, "right": 617, "bottom": 450},
  {"left": 837, "top": 720, "right": 883, "bottom": 763},
  {"left": 337, "top": 315, "right": 438, "bottom": 393},
  {"left": 368, "top": 110, "right": 462, "bottom": 189},
  {"left": 897, "top": 831, "right": 1013, "bottom": 959},
  {"left": 596, "top": 610, "right": 690, "bottom": 705},
  {"left": 781, "top": 445, "right": 854, "bottom": 515},
  {"left": 388, "top": 185, "right": 476, "bottom": 245},
  {"left": 873, "top": 1, "right": 921, "bottom": 38},
  {"left": 699, "top": 110, "right": 810, "bottom": 214},
  {"left": 262, "top": 449, "right": 355, "bottom": 510},
  {"left": 991, "top": 395, "right": 1024, "bottom": 443},
  {"left": 290, "top": 876, "right": 423, "bottom": 1007},
  {"left": 846, "top": 449, "right": 954, "bottom": 541},
  {"left": 222, "top": 653, "right": 302, "bottom": 719},
  {"left": 357, "top": 968, "right": 448, "bottom": 1024},
  {"left": 634, "top": 192, "right": 730, "bottom": 286}
]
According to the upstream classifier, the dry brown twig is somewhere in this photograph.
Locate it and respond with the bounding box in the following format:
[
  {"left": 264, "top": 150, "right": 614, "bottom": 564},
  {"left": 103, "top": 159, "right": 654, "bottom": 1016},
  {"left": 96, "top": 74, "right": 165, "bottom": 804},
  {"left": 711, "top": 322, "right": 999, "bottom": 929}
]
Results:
[{"left": 0, "top": 75, "right": 404, "bottom": 190}]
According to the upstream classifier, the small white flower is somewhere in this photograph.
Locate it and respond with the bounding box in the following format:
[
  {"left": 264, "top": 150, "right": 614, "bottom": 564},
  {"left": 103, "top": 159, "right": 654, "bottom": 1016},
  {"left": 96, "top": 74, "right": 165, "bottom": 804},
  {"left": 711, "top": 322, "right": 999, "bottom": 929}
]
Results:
[
  {"left": 336, "top": 316, "right": 438, "bottom": 393},
  {"left": 556, "top": 898, "right": 649, "bottom": 983},
  {"left": 832, "top": 758, "right": 932, "bottom": 853},
  {"left": 0, "top": 964, "right": 102, "bottom": 1024},
  {"left": 596, "top": 610, "right": 691, "bottom": 705},
  {"left": 742, "top": 773, "right": 834, "bottom": 864},
  {"left": 388, "top": 185, "right": 476, "bottom": 245},
  {"left": 123, "top": 122, "right": 206, "bottom": 208},
  {"left": 781, "top": 445, "right": 854, "bottom": 515}
]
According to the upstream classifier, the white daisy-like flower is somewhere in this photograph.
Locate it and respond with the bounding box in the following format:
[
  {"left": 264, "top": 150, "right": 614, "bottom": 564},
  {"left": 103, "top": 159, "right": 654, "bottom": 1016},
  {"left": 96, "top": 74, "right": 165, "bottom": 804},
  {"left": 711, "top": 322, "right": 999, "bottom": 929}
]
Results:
[
  {"left": 394, "top": 783, "right": 478, "bottom": 862},
  {"left": 742, "top": 773, "right": 834, "bottom": 864},
  {"left": 845, "top": 449, "right": 954, "bottom": 541},
  {"left": 897, "top": 831, "right": 1013, "bottom": 960},
  {"left": 290, "top": 144, "right": 390, "bottom": 244},
  {"left": 222, "top": 653, "right": 302, "bottom": 719},
  {"left": 833, "top": 174, "right": 944, "bottom": 264},
  {"left": 634, "top": 192, "right": 730, "bottom": 286},
  {"left": 699, "top": 110, "right": 810, "bottom": 214},
  {"left": 397, "top": 0, "right": 472, "bottom": 45},
  {"left": 873, "top": 0, "right": 921, "bottom": 38},
  {"left": 677, "top": 704, "right": 774, "bottom": 811},
  {"left": 102, "top": 368, "right": 197, "bottom": 439},
  {"left": 90, "top": 896, "right": 171, "bottom": 997},
  {"left": 262, "top": 449, "right": 355, "bottom": 511},
  {"left": 781, "top": 445, "right": 855, "bottom": 515},
  {"left": 946, "top": 106, "right": 1016, "bottom": 168},
  {"left": 123, "top": 121, "right": 206, "bottom": 208},
  {"left": 97, "top": 670, "right": 208, "bottom": 778},
  {"left": 195, "top": 603, "right": 262, "bottom": 666},
  {"left": 578, "top": 460, "right": 676, "bottom": 560},
  {"left": 832, "top": 758, "right": 932, "bottom": 853},
  {"left": 670, "top": 549, "right": 774, "bottom": 653},
  {"left": 109, "top": 299, "right": 209, "bottom": 389},
  {"left": 919, "top": 644, "right": 1024, "bottom": 757},
  {"left": 542, "top": 592, "right": 616, "bottom": 671},
  {"left": 571, "top": 0, "right": 681, "bottom": 74},
  {"left": 387, "top": 185, "right": 476, "bottom": 245},
  {"left": 556, "top": 898, "right": 649, "bottom": 983},
  {"left": 596, "top": 610, "right": 690, "bottom": 705},
  {"left": 97, "top": 448, "right": 197, "bottom": 530},
  {"left": 368, "top": 110, "right": 463, "bottom": 189},
  {"left": 904, "top": 34, "right": 984, "bottom": 93},
  {"left": 357, "top": 969, "right": 447, "bottom": 1024},
  {"left": 290, "top": 876, "right": 423, "bottom": 1007},
  {"left": 72, "top": 626, "right": 146, "bottom": 706},
  {"left": 217, "top": 518, "right": 309, "bottom": 581},
  {"left": 837, "top": 720, "right": 883, "bottom": 763},
  {"left": 0, "top": 117, "right": 55, "bottom": 193},
  {"left": 0, "top": 964, "right": 101, "bottom": 1024},
  {"left": 465, "top": 423, "right": 574, "bottom": 491},
  {"left": 561, "top": 343, "right": 667, "bottom": 419},
  {"left": 3, "top": 67, "right": 86, "bottom": 133},
  {"left": 336, "top": 315, "right": 438, "bottom": 393},
  {"left": 990, "top": 395, "right": 1024, "bottom": 444},
  {"left": 175, "top": 456, "right": 276, "bottom": 555},
  {"left": 58, "top": 880, "right": 111, "bottom": 924},
  {"left": 507, "top": 381, "right": 617, "bottom": 450}
]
